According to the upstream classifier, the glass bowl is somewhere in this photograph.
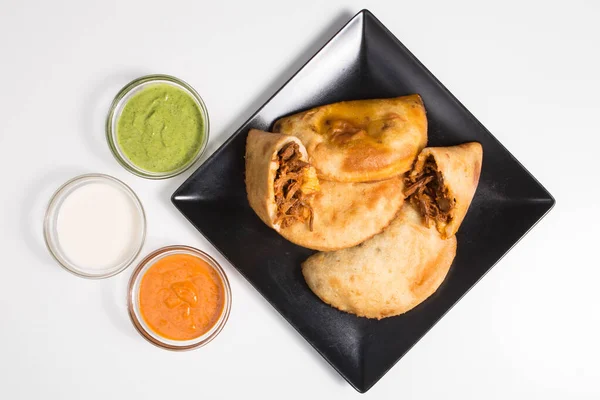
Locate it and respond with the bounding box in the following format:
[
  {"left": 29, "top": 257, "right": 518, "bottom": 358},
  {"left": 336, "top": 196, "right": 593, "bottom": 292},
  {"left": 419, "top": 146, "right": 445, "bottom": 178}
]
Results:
[
  {"left": 44, "top": 173, "right": 147, "bottom": 279},
  {"left": 106, "top": 74, "right": 210, "bottom": 179},
  {"left": 127, "top": 245, "right": 232, "bottom": 350}
]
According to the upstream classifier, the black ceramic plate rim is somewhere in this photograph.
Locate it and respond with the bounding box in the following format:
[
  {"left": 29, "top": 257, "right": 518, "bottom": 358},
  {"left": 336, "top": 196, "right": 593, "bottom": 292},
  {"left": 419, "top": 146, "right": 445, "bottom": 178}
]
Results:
[{"left": 172, "top": 9, "right": 555, "bottom": 393}]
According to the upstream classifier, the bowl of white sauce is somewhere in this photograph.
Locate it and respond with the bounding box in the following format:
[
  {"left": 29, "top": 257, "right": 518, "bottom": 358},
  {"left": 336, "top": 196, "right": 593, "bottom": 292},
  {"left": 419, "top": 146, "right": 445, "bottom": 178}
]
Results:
[{"left": 44, "top": 173, "right": 146, "bottom": 278}]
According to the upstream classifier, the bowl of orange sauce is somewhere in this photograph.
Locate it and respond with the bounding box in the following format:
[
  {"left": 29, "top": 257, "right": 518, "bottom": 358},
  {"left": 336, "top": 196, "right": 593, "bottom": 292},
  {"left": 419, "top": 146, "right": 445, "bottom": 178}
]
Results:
[{"left": 128, "top": 245, "right": 231, "bottom": 350}]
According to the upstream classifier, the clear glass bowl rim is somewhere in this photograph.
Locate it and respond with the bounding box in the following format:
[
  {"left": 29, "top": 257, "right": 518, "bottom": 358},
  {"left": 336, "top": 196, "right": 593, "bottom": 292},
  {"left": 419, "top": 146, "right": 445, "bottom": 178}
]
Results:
[
  {"left": 127, "top": 245, "right": 232, "bottom": 351},
  {"left": 105, "top": 74, "right": 210, "bottom": 179},
  {"left": 43, "top": 173, "right": 147, "bottom": 279}
]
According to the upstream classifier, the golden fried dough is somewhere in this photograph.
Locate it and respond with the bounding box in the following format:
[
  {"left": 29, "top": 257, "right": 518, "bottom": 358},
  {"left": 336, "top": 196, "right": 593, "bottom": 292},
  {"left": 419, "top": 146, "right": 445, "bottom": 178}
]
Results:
[
  {"left": 273, "top": 95, "right": 427, "bottom": 182},
  {"left": 302, "top": 204, "right": 457, "bottom": 319},
  {"left": 245, "top": 129, "right": 405, "bottom": 251},
  {"left": 279, "top": 177, "right": 405, "bottom": 251}
]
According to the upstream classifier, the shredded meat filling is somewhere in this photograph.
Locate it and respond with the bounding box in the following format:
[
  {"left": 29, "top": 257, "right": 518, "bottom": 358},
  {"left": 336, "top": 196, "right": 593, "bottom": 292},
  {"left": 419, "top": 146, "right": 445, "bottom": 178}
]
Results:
[
  {"left": 404, "top": 156, "right": 454, "bottom": 227},
  {"left": 273, "top": 142, "right": 315, "bottom": 230}
]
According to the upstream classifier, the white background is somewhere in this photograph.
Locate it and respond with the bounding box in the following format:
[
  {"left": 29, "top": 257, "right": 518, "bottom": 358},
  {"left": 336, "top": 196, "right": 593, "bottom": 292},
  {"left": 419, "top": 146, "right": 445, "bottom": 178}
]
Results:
[{"left": 1, "top": 0, "right": 598, "bottom": 399}]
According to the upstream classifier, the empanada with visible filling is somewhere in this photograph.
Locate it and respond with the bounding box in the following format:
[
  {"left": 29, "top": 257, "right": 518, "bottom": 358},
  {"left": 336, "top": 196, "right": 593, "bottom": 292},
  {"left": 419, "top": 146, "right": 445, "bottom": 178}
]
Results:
[
  {"left": 245, "top": 129, "right": 405, "bottom": 251},
  {"left": 405, "top": 142, "right": 483, "bottom": 239}
]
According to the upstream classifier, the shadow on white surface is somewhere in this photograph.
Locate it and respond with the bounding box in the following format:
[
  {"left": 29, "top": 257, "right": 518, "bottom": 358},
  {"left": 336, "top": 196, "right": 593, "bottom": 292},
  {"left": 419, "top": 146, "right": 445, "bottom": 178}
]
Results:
[
  {"left": 78, "top": 69, "right": 149, "bottom": 163},
  {"left": 101, "top": 273, "right": 140, "bottom": 341}
]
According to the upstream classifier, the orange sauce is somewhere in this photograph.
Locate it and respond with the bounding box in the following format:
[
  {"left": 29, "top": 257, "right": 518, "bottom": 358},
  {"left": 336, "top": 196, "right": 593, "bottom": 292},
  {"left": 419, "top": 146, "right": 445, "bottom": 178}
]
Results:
[{"left": 139, "top": 253, "right": 224, "bottom": 341}]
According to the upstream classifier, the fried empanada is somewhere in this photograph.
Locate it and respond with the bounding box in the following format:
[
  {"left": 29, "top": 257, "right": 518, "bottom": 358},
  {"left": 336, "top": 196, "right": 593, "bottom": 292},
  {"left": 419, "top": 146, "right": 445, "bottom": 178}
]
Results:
[
  {"left": 302, "top": 204, "right": 457, "bottom": 319},
  {"left": 405, "top": 142, "right": 482, "bottom": 238},
  {"left": 273, "top": 95, "right": 427, "bottom": 182},
  {"left": 245, "top": 129, "right": 405, "bottom": 251}
]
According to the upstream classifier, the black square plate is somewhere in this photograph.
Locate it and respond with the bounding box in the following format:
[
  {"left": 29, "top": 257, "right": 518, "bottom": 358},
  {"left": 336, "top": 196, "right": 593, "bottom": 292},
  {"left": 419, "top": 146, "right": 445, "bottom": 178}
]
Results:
[{"left": 172, "top": 10, "right": 554, "bottom": 393}]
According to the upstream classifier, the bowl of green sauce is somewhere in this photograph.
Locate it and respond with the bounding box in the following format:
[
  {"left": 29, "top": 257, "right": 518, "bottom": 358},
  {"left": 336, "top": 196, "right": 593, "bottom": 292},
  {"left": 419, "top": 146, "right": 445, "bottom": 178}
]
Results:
[{"left": 106, "top": 74, "right": 209, "bottom": 179}]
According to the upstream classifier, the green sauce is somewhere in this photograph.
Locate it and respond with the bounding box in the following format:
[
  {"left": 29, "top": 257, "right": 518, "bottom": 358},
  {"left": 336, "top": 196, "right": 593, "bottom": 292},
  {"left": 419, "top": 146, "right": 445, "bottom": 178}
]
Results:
[{"left": 117, "top": 83, "right": 204, "bottom": 173}]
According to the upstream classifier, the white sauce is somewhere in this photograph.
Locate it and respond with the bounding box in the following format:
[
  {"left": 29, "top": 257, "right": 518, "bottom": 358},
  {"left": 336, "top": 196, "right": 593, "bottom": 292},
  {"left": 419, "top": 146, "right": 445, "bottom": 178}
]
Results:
[{"left": 56, "top": 182, "right": 142, "bottom": 270}]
